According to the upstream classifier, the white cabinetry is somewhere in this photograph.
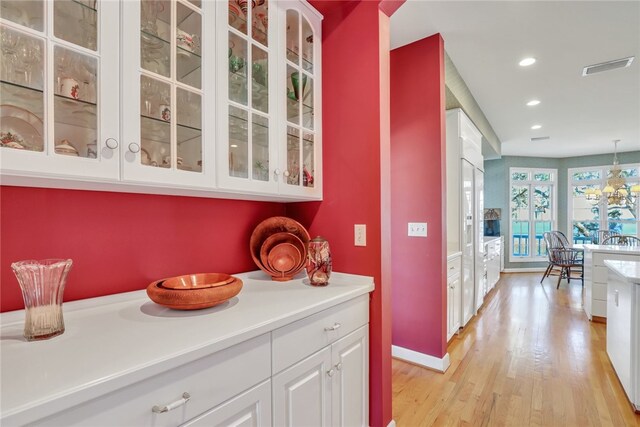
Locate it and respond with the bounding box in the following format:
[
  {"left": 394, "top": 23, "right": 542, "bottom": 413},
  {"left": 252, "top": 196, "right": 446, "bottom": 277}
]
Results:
[
  {"left": 1, "top": 0, "right": 322, "bottom": 202},
  {"left": 446, "top": 108, "right": 484, "bottom": 327},
  {"left": 447, "top": 253, "right": 461, "bottom": 341},
  {"left": 604, "top": 260, "right": 640, "bottom": 411},
  {"left": 583, "top": 245, "right": 640, "bottom": 320},
  {"left": 484, "top": 237, "right": 502, "bottom": 293},
  {"left": 0, "top": 272, "right": 373, "bottom": 426},
  {"left": 273, "top": 326, "right": 369, "bottom": 427}
]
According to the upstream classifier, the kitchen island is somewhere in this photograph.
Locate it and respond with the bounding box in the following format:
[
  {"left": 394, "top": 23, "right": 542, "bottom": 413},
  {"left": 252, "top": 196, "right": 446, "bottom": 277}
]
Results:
[
  {"left": 605, "top": 260, "right": 640, "bottom": 413},
  {"left": 582, "top": 244, "right": 640, "bottom": 321}
]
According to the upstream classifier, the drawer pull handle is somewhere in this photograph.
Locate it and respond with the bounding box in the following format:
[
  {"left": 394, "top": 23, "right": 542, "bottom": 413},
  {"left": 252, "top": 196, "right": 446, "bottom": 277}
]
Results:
[
  {"left": 327, "top": 368, "right": 335, "bottom": 377},
  {"left": 324, "top": 323, "right": 341, "bottom": 331},
  {"left": 449, "top": 266, "right": 455, "bottom": 270},
  {"left": 335, "top": 362, "right": 343, "bottom": 371},
  {"left": 152, "top": 392, "right": 191, "bottom": 414},
  {"left": 615, "top": 290, "right": 619, "bottom": 307}
]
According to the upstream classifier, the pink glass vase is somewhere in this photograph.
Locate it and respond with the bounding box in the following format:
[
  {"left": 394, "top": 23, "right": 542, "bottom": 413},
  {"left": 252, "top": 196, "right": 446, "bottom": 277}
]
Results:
[
  {"left": 306, "top": 236, "right": 332, "bottom": 286},
  {"left": 11, "top": 259, "right": 72, "bottom": 341}
]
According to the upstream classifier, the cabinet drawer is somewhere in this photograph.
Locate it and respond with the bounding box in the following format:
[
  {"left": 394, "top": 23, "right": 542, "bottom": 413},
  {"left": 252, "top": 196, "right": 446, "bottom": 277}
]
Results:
[
  {"left": 32, "top": 334, "right": 271, "bottom": 427},
  {"left": 272, "top": 295, "right": 369, "bottom": 374},
  {"left": 594, "top": 253, "right": 637, "bottom": 267},
  {"left": 593, "top": 299, "right": 607, "bottom": 318},
  {"left": 593, "top": 282, "right": 608, "bottom": 300},
  {"left": 593, "top": 266, "right": 610, "bottom": 283},
  {"left": 447, "top": 258, "right": 461, "bottom": 278}
]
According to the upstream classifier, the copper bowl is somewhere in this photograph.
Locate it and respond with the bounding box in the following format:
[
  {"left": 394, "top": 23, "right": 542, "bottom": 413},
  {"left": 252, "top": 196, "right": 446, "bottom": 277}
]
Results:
[
  {"left": 162, "top": 272, "right": 234, "bottom": 290},
  {"left": 268, "top": 242, "right": 301, "bottom": 273},
  {"left": 250, "top": 216, "right": 310, "bottom": 280},
  {"left": 146, "top": 277, "right": 243, "bottom": 310},
  {"left": 259, "top": 232, "right": 305, "bottom": 275}
]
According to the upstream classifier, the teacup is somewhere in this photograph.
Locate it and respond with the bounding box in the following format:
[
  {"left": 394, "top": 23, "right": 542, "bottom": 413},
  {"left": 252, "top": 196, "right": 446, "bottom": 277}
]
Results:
[{"left": 60, "top": 78, "right": 80, "bottom": 100}]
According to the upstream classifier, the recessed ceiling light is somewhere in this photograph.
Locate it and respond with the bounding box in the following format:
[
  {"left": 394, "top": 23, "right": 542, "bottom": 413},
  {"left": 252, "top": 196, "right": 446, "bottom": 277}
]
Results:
[
  {"left": 531, "top": 124, "right": 542, "bottom": 130},
  {"left": 526, "top": 100, "right": 540, "bottom": 106},
  {"left": 519, "top": 57, "right": 536, "bottom": 67},
  {"left": 230, "top": 144, "right": 238, "bottom": 148}
]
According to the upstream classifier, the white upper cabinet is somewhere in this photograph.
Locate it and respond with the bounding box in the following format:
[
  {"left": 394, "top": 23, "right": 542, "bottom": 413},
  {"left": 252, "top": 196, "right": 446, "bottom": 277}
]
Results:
[
  {"left": 0, "top": 0, "right": 120, "bottom": 181},
  {"left": 120, "top": 0, "right": 215, "bottom": 189},
  {"left": 217, "top": 0, "right": 322, "bottom": 199},
  {"left": 1, "top": 0, "right": 322, "bottom": 201}
]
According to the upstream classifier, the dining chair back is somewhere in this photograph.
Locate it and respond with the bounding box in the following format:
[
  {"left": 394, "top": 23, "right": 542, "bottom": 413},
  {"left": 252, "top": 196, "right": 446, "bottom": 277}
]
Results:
[{"left": 601, "top": 235, "right": 640, "bottom": 246}]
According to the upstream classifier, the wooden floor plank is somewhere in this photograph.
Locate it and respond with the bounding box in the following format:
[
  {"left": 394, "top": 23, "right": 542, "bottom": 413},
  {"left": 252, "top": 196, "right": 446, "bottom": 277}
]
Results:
[{"left": 392, "top": 273, "right": 640, "bottom": 426}]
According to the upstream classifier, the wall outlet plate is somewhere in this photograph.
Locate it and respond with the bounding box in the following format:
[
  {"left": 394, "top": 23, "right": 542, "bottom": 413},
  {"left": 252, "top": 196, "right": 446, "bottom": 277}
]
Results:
[
  {"left": 355, "top": 224, "right": 366, "bottom": 246},
  {"left": 408, "top": 222, "right": 427, "bottom": 237}
]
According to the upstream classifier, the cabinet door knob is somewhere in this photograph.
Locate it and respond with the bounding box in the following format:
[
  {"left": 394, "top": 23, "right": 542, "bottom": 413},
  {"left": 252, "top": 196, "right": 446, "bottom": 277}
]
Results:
[
  {"left": 105, "top": 138, "right": 118, "bottom": 149},
  {"left": 274, "top": 169, "right": 281, "bottom": 175},
  {"left": 335, "top": 362, "right": 342, "bottom": 371},
  {"left": 327, "top": 368, "right": 335, "bottom": 377},
  {"left": 152, "top": 392, "right": 191, "bottom": 414},
  {"left": 284, "top": 170, "right": 290, "bottom": 177},
  {"left": 128, "top": 143, "right": 141, "bottom": 153},
  {"left": 324, "top": 322, "right": 341, "bottom": 331}
]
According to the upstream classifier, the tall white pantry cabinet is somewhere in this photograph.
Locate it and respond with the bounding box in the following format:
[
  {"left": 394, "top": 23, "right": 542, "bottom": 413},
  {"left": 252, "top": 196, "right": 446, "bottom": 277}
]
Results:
[{"left": 446, "top": 108, "right": 485, "bottom": 332}]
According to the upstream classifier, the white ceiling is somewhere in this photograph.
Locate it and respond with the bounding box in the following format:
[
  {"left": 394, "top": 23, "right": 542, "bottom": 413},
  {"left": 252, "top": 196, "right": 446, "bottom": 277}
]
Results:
[{"left": 390, "top": 1, "right": 640, "bottom": 158}]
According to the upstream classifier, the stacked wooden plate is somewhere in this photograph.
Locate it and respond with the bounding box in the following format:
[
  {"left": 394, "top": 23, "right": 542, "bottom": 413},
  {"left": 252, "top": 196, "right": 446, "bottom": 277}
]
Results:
[
  {"left": 146, "top": 273, "right": 243, "bottom": 310},
  {"left": 250, "top": 216, "right": 310, "bottom": 281}
]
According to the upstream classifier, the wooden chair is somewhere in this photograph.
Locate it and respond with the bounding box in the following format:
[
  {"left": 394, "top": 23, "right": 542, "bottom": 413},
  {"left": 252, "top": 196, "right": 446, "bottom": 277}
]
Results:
[
  {"left": 549, "top": 248, "right": 584, "bottom": 289},
  {"left": 597, "top": 230, "right": 619, "bottom": 244},
  {"left": 601, "top": 235, "right": 640, "bottom": 246},
  {"left": 541, "top": 231, "right": 584, "bottom": 286}
]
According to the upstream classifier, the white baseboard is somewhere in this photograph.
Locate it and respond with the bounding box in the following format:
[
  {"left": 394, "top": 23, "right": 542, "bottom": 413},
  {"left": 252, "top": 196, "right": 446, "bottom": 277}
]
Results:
[
  {"left": 387, "top": 420, "right": 396, "bottom": 427},
  {"left": 391, "top": 345, "right": 450, "bottom": 372},
  {"left": 502, "top": 267, "right": 546, "bottom": 273}
]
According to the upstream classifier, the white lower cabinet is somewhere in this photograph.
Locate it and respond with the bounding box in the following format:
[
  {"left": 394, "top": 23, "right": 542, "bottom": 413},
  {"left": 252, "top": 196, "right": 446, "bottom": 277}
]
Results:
[
  {"left": 446, "top": 254, "right": 462, "bottom": 341},
  {"left": 273, "top": 325, "right": 369, "bottom": 427},
  {"left": 182, "top": 380, "right": 272, "bottom": 427}
]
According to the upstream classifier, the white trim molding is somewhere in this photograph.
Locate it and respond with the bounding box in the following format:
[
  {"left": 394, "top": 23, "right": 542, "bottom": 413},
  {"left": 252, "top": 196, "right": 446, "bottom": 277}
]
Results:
[
  {"left": 392, "top": 345, "right": 451, "bottom": 373},
  {"left": 387, "top": 420, "right": 397, "bottom": 427},
  {"left": 502, "top": 267, "right": 547, "bottom": 273}
]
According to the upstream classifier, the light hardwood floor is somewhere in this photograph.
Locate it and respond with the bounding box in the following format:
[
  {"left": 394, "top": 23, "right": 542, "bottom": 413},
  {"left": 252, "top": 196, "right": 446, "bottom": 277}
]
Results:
[{"left": 392, "top": 273, "right": 640, "bottom": 426}]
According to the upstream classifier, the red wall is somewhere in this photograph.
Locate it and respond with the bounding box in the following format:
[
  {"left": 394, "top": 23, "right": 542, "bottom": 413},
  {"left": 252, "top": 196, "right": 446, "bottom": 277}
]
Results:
[
  {"left": 0, "top": 186, "right": 284, "bottom": 311},
  {"left": 289, "top": 2, "right": 392, "bottom": 426},
  {"left": 390, "top": 34, "right": 447, "bottom": 358}
]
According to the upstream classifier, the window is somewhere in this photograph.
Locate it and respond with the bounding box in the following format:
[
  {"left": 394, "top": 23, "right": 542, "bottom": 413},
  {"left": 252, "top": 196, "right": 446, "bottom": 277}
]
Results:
[
  {"left": 509, "top": 168, "right": 557, "bottom": 262},
  {"left": 568, "top": 164, "right": 640, "bottom": 243}
]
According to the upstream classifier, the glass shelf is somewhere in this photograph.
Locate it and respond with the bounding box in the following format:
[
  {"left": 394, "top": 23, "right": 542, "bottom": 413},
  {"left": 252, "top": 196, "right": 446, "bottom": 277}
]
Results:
[
  {"left": 140, "top": 114, "right": 202, "bottom": 145},
  {"left": 1, "top": 79, "right": 44, "bottom": 99},
  {"left": 286, "top": 97, "right": 313, "bottom": 123},
  {"left": 71, "top": 0, "right": 97, "bottom": 13},
  {"left": 54, "top": 0, "right": 98, "bottom": 51},
  {"left": 286, "top": 49, "right": 312, "bottom": 71}
]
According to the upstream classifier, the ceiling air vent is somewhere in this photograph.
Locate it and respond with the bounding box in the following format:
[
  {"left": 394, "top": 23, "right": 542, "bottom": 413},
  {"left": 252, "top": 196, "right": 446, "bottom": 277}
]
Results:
[
  {"left": 582, "top": 56, "right": 634, "bottom": 76},
  {"left": 530, "top": 136, "right": 550, "bottom": 142}
]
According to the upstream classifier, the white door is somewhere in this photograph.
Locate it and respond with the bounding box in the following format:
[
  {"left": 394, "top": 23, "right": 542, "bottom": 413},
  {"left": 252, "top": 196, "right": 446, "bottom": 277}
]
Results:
[
  {"left": 0, "top": 1, "right": 120, "bottom": 181},
  {"left": 475, "top": 168, "right": 485, "bottom": 311},
  {"left": 182, "top": 380, "right": 271, "bottom": 427},
  {"left": 331, "top": 326, "right": 368, "bottom": 427},
  {"left": 461, "top": 159, "right": 475, "bottom": 325},
  {"left": 272, "top": 346, "right": 332, "bottom": 427},
  {"left": 449, "top": 274, "right": 461, "bottom": 339}
]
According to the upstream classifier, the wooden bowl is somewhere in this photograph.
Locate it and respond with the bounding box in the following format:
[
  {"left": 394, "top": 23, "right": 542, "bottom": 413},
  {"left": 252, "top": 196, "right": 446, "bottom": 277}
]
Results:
[
  {"left": 146, "top": 277, "right": 243, "bottom": 310},
  {"left": 250, "top": 216, "right": 310, "bottom": 275},
  {"left": 259, "top": 232, "right": 305, "bottom": 274},
  {"left": 162, "top": 273, "right": 234, "bottom": 290},
  {"left": 268, "top": 243, "right": 301, "bottom": 273}
]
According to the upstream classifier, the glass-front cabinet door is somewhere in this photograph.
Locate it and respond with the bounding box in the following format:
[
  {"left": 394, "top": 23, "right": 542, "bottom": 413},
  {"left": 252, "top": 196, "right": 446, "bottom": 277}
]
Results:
[
  {"left": 121, "top": 0, "right": 214, "bottom": 188},
  {"left": 280, "top": 2, "right": 321, "bottom": 198},
  {"left": 0, "top": 0, "right": 119, "bottom": 180},
  {"left": 216, "top": 0, "right": 277, "bottom": 194}
]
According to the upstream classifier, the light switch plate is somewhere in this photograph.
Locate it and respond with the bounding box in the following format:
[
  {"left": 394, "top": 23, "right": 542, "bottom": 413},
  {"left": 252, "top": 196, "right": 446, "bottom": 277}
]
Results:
[
  {"left": 408, "top": 222, "right": 427, "bottom": 237},
  {"left": 355, "top": 224, "right": 366, "bottom": 246}
]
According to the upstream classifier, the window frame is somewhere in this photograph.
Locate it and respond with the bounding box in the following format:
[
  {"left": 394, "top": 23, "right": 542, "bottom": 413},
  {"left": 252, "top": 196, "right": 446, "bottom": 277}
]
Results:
[
  {"left": 567, "top": 163, "right": 640, "bottom": 243},
  {"left": 508, "top": 167, "right": 558, "bottom": 263}
]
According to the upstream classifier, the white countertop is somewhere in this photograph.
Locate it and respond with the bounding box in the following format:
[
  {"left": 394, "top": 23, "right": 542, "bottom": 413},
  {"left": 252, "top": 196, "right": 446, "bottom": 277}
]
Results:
[
  {"left": 483, "top": 236, "right": 502, "bottom": 244},
  {"left": 581, "top": 244, "right": 640, "bottom": 255},
  {"left": 0, "top": 271, "right": 374, "bottom": 424},
  {"left": 604, "top": 260, "right": 640, "bottom": 283}
]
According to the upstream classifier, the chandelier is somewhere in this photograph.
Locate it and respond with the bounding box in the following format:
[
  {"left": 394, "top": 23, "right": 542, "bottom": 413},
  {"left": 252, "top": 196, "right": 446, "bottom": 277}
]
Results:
[{"left": 585, "top": 140, "right": 640, "bottom": 205}]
